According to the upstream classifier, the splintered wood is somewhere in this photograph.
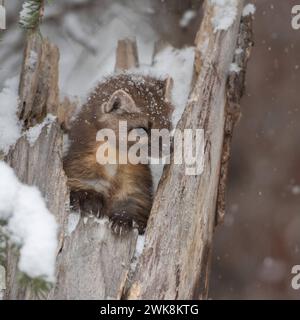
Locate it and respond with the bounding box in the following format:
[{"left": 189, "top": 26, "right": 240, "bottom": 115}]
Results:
[
  {"left": 126, "top": 0, "right": 249, "bottom": 300},
  {"left": 115, "top": 38, "right": 139, "bottom": 72},
  {"left": 216, "top": 13, "right": 254, "bottom": 225},
  {"left": 5, "top": 31, "right": 68, "bottom": 300},
  {"left": 49, "top": 36, "right": 142, "bottom": 300}
]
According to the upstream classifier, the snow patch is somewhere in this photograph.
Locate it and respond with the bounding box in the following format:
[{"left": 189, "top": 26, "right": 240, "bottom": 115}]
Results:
[
  {"left": 67, "top": 212, "right": 80, "bottom": 234},
  {"left": 130, "top": 235, "right": 145, "bottom": 272},
  {"left": 210, "top": 0, "right": 238, "bottom": 32},
  {"left": 28, "top": 50, "right": 38, "bottom": 68},
  {"left": 25, "top": 114, "right": 56, "bottom": 146},
  {"left": 242, "top": 4, "right": 256, "bottom": 17},
  {"left": 63, "top": 133, "right": 71, "bottom": 156},
  {"left": 229, "top": 62, "right": 241, "bottom": 73},
  {"left": 179, "top": 10, "right": 196, "bottom": 28},
  {"left": 83, "top": 217, "right": 88, "bottom": 225},
  {"left": 0, "top": 162, "right": 58, "bottom": 282},
  {"left": 135, "top": 235, "right": 145, "bottom": 256},
  {"left": 0, "top": 77, "right": 21, "bottom": 154},
  {"left": 139, "top": 46, "right": 195, "bottom": 127},
  {"left": 235, "top": 47, "right": 243, "bottom": 55}
]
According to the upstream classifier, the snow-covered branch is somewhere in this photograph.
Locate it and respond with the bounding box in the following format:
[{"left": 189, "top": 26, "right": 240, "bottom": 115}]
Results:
[{"left": 0, "top": 161, "right": 58, "bottom": 282}]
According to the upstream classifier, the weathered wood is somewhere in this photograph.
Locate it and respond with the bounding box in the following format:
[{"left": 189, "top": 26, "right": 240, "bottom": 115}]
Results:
[
  {"left": 5, "top": 122, "right": 69, "bottom": 300},
  {"left": 0, "top": 266, "right": 5, "bottom": 300},
  {"left": 162, "top": 76, "right": 174, "bottom": 106},
  {"left": 216, "top": 13, "right": 254, "bottom": 225},
  {"left": 127, "top": 0, "right": 246, "bottom": 300},
  {"left": 18, "top": 32, "right": 59, "bottom": 128},
  {"left": 50, "top": 219, "right": 138, "bottom": 300},
  {"left": 115, "top": 38, "right": 139, "bottom": 72},
  {"left": 4, "top": 31, "right": 68, "bottom": 300},
  {"left": 50, "top": 38, "right": 141, "bottom": 300}
]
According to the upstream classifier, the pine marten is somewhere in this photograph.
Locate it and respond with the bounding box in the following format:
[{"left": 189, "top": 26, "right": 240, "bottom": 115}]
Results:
[{"left": 64, "top": 74, "right": 173, "bottom": 235}]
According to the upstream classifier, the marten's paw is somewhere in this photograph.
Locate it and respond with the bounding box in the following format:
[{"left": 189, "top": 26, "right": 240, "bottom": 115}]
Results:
[
  {"left": 70, "top": 190, "right": 104, "bottom": 218},
  {"left": 109, "top": 211, "right": 147, "bottom": 235},
  {"left": 109, "top": 212, "right": 133, "bottom": 236}
]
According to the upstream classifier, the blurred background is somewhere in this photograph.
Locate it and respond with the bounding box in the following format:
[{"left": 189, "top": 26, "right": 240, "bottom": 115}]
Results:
[
  {"left": 210, "top": 0, "right": 300, "bottom": 300},
  {"left": 1, "top": 0, "right": 299, "bottom": 299}
]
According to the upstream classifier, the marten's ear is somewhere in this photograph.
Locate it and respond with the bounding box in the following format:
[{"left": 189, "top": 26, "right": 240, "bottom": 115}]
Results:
[{"left": 101, "top": 90, "right": 140, "bottom": 114}]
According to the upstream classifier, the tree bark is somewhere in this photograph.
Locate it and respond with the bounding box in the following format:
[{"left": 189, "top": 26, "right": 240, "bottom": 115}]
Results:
[
  {"left": 4, "top": 31, "right": 68, "bottom": 300},
  {"left": 216, "top": 13, "right": 254, "bottom": 225},
  {"left": 49, "top": 38, "right": 142, "bottom": 300},
  {"left": 115, "top": 38, "right": 139, "bottom": 72},
  {"left": 126, "top": 0, "right": 248, "bottom": 300}
]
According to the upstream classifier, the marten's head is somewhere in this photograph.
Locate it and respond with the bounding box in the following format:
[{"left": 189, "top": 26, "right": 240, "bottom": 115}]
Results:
[
  {"left": 96, "top": 75, "right": 174, "bottom": 157},
  {"left": 68, "top": 74, "right": 174, "bottom": 161},
  {"left": 95, "top": 89, "right": 150, "bottom": 136},
  {"left": 86, "top": 74, "right": 174, "bottom": 131}
]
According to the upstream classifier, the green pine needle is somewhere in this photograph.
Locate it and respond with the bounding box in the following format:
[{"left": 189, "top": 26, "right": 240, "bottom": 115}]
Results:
[
  {"left": 0, "top": 222, "right": 8, "bottom": 266},
  {"left": 0, "top": 222, "right": 53, "bottom": 298},
  {"left": 19, "top": 0, "right": 43, "bottom": 30},
  {"left": 18, "top": 273, "right": 53, "bottom": 299}
]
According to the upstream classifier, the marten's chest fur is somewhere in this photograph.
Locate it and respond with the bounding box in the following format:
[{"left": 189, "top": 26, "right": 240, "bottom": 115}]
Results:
[{"left": 64, "top": 74, "right": 173, "bottom": 235}]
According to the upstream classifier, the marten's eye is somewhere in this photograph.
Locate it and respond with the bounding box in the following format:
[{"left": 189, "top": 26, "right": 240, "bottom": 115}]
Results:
[{"left": 111, "top": 98, "right": 121, "bottom": 112}]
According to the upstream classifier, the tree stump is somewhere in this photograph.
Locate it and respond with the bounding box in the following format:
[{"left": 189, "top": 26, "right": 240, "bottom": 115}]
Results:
[{"left": 3, "top": 0, "right": 254, "bottom": 300}]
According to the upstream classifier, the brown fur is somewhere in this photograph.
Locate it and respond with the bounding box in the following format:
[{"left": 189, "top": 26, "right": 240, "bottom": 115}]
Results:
[{"left": 64, "top": 74, "right": 173, "bottom": 234}]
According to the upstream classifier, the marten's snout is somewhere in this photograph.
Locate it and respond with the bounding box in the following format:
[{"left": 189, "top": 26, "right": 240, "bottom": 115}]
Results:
[{"left": 127, "top": 116, "right": 150, "bottom": 133}]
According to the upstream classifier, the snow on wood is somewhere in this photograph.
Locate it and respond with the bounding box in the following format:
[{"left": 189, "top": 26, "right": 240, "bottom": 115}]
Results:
[
  {"left": 210, "top": 0, "right": 238, "bottom": 32},
  {"left": 25, "top": 114, "right": 56, "bottom": 146},
  {"left": 0, "top": 77, "right": 21, "bottom": 155},
  {"left": 4, "top": 31, "right": 69, "bottom": 300},
  {"left": 5, "top": 120, "right": 69, "bottom": 299},
  {"left": 179, "top": 10, "right": 197, "bottom": 28},
  {"left": 0, "top": 162, "right": 58, "bottom": 281},
  {"left": 115, "top": 38, "right": 139, "bottom": 72},
  {"left": 216, "top": 11, "right": 254, "bottom": 224},
  {"left": 126, "top": 0, "right": 246, "bottom": 300},
  {"left": 49, "top": 38, "right": 142, "bottom": 300},
  {"left": 0, "top": 266, "right": 5, "bottom": 300},
  {"left": 243, "top": 3, "right": 256, "bottom": 17},
  {"left": 18, "top": 32, "right": 59, "bottom": 128},
  {"left": 229, "top": 62, "right": 241, "bottom": 73}
]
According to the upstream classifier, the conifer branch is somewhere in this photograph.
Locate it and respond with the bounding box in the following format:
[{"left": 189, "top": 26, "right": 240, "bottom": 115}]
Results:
[{"left": 19, "top": 0, "right": 45, "bottom": 31}]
